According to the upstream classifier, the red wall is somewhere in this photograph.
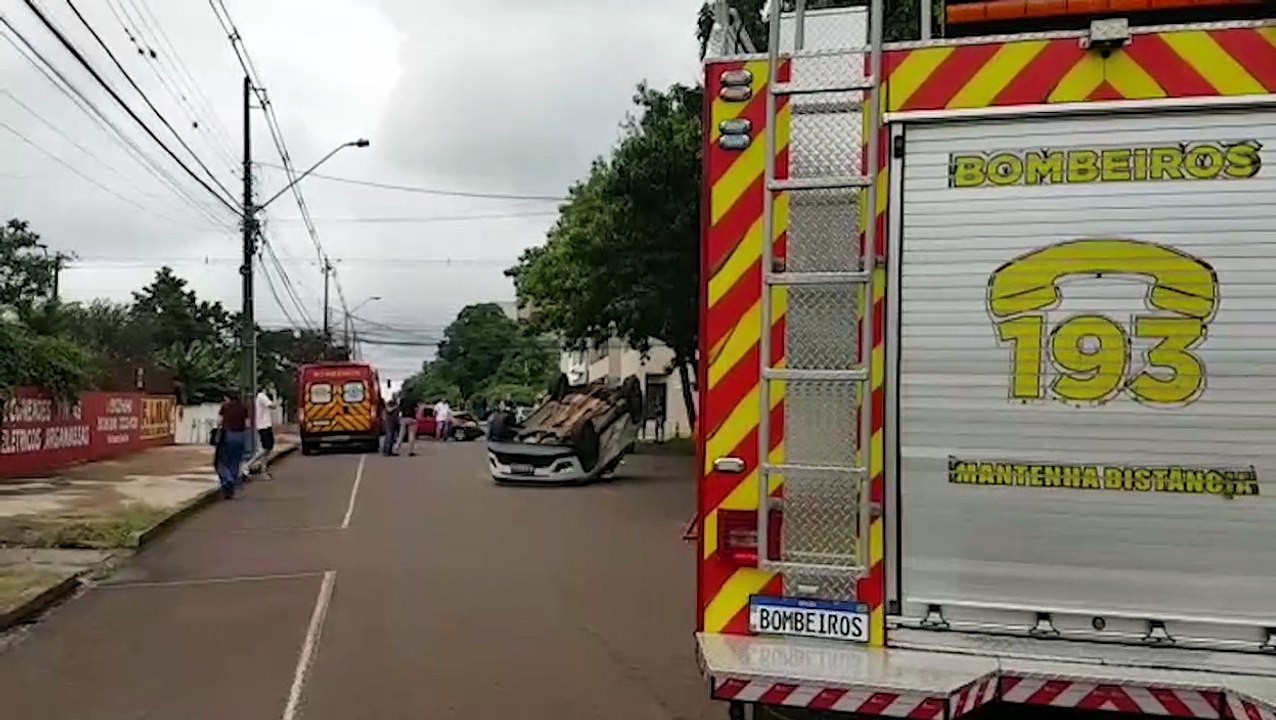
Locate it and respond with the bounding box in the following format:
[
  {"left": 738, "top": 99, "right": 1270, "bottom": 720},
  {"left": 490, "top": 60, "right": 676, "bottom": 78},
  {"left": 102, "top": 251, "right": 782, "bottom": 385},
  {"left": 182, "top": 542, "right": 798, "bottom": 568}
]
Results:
[{"left": 0, "top": 388, "right": 176, "bottom": 479}]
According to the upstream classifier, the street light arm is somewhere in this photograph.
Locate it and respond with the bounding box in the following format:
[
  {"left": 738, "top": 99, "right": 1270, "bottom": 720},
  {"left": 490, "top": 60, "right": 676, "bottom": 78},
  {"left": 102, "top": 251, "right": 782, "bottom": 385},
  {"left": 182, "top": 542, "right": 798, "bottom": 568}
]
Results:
[{"left": 256, "top": 139, "right": 369, "bottom": 211}]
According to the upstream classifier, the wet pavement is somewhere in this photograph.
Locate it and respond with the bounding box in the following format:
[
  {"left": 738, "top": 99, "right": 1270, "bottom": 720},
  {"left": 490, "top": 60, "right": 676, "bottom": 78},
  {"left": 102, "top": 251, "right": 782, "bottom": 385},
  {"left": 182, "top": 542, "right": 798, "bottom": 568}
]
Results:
[{"left": 0, "top": 441, "right": 715, "bottom": 720}]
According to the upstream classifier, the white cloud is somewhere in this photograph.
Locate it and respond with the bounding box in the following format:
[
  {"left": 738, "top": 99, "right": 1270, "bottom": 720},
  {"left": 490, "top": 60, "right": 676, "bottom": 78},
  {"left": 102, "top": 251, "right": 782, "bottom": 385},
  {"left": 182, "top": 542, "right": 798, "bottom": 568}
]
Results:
[{"left": 0, "top": 0, "right": 701, "bottom": 380}]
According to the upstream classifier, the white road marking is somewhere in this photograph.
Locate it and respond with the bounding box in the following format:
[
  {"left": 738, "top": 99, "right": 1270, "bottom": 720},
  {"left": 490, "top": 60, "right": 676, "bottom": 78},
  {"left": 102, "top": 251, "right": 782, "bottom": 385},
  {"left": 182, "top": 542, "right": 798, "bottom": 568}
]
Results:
[
  {"left": 282, "top": 570, "right": 336, "bottom": 720},
  {"left": 341, "top": 455, "right": 365, "bottom": 529},
  {"left": 96, "top": 571, "right": 326, "bottom": 589}
]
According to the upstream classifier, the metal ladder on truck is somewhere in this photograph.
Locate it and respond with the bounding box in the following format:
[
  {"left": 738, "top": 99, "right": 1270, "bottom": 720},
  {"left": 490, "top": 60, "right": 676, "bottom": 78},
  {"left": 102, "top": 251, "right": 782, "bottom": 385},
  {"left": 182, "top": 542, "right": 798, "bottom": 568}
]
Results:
[{"left": 757, "top": 0, "right": 885, "bottom": 604}]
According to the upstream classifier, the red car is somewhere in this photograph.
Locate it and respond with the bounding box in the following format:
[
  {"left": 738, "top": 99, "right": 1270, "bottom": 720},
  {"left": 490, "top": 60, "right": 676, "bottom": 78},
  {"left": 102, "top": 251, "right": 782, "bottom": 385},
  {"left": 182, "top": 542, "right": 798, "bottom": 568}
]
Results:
[{"left": 416, "top": 408, "right": 483, "bottom": 441}]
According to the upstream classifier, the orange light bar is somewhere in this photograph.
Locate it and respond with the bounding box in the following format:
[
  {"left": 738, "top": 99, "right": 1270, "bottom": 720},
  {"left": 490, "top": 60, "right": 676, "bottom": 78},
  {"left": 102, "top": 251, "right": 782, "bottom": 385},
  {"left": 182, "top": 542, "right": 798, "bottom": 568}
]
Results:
[{"left": 947, "top": 0, "right": 1263, "bottom": 24}]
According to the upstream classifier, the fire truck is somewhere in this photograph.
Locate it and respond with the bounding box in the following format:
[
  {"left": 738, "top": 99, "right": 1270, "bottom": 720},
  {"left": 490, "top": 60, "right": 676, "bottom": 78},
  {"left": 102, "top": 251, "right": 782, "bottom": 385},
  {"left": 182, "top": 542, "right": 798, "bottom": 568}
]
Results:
[{"left": 696, "top": 0, "right": 1276, "bottom": 718}]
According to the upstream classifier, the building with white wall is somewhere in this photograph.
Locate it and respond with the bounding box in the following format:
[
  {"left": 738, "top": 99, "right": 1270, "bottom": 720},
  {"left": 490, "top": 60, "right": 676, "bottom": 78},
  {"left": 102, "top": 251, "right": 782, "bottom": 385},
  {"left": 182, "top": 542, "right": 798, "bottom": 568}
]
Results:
[{"left": 560, "top": 338, "right": 696, "bottom": 439}]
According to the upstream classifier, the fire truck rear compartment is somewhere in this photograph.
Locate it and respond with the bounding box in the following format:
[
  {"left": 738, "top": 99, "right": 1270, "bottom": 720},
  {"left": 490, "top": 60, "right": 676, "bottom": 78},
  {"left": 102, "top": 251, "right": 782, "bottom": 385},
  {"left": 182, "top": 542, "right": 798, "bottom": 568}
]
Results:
[{"left": 890, "top": 107, "right": 1276, "bottom": 653}]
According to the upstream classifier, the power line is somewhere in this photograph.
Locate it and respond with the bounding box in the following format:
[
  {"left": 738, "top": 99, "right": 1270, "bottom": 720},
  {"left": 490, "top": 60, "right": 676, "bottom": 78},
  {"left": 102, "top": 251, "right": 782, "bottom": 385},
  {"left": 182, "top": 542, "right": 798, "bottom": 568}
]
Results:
[
  {"left": 105, "top": 0, "right": 240, "bottom": 175},
  {"left": 0, "top": 88, "right": 140, "bottom": 191},
  {"left": 208, "top": 0, "right": 349, "bottom": 324},
  {"left": 265, "top": 211, "right": 558, "bottom": 224},
  {"left": 62, "top": 0, "right": 238, "bottom": 207},
  {"left": 257, "top": 163, "right": 567, "bottom": 201},
  {"left": 69, "top": 256, "right": 517, "bottom": 266},
  {"left": 0, "top": 118, "right": 183, "bottom": 222},
  {"left": 259, "top": 232, "right": 317, "bottom": 329},
  {"left": 21, "top": 0, "right": 240, "bottom": 217},
  {"left": 0, "top": 21, "right": 233, "bottom": 229},
  {"left": 256, "top": 247, "right": 302, "bottom": 330}
]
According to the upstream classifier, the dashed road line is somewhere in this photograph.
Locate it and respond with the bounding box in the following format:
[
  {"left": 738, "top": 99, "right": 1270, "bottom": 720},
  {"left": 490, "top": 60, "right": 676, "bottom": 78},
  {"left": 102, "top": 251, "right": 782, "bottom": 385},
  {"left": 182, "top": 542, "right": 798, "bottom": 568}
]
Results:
[
  {"left": 282, "top": 570, "right": 336, "bottom": 720},
  {"left": 341, "top": 455, "right": 365, "bottom": 529},
  {"left": 94, "top": 571, "right": 328, "bottom": 590}
]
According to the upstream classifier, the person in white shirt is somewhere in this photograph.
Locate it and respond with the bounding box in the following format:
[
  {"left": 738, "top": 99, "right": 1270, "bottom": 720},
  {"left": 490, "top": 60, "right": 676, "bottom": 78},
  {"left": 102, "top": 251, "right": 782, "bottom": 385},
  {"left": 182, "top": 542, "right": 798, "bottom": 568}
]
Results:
[
  {"left": 249, "top": 386, "right": 277, "bottom": 477},
  {"left": 433, "top": 398, "right": 451, "bottom": 440}
]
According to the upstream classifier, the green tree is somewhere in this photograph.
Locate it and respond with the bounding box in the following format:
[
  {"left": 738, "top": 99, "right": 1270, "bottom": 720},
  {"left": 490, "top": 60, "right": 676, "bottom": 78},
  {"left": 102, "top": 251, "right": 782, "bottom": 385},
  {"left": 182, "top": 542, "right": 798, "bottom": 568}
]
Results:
[
  {"left": 0, "top": 218, "right": 58, "bottom": 315},
  {"left": 401, "top": 303, "right": 557, "bottom": 410},
  {"left": 58, "top": 300, "right": 158, "bottom": 363},
  {"left": 131, "top": 267, "right": 238, "bottom": 352},
  {"left": 0, "top": 320, "right": 99, "bottom": 399},
  {"left": 257, "top": 328, "right": 331, "bottom": 411},
  {"left": 508, "top": 82, "right": 703, "bottom": 427},
  {"left": 154, "top": 340, "right": 237, "bottom": 404},
  {"left": 435, "top": 303, "right": 548, "bottom": 399}
]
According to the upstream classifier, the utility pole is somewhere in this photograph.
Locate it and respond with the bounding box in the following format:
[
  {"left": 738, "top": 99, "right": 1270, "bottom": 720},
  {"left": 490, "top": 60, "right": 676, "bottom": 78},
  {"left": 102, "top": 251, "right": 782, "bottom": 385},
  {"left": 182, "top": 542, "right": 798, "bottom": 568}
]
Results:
[
  {"left": 51, "top": 253, "right": 63, "bottom": 300},
  {"left": 240, "top": 75, "right": 258, "bottom": 451},
  {"left": 322, "top": 259, "right": 332, "bottom": 352}
]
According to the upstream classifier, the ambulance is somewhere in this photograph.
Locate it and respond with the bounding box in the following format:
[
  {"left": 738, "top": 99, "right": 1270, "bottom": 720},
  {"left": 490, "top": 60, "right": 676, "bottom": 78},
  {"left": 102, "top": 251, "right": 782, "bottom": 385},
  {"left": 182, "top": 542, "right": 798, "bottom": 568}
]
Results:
[
  {"left": 297, "top": 361, "right": 381, "bottom": 455},
  {"left": 696, "top": 0, "right": 1276, "bottom": 718}
]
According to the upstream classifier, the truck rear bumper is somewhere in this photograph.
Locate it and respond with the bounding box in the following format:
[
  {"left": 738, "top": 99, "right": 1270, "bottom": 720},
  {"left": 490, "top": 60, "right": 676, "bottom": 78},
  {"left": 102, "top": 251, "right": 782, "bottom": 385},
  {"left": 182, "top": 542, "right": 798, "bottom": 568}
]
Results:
[{"left": 697, "top": 631, "right": 1276, "bottom": 719}]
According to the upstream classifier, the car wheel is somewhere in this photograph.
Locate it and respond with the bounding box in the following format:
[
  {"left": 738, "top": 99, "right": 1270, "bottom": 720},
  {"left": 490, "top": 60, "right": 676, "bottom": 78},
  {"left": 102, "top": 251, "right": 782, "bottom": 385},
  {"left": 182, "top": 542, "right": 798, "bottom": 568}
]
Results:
[
  {"left": 622, "top": 376, "right": 644, "bottom": 423},
  {"left": 571, "top": 420, "right": 600, "bottom": 472},
  {"left": 301, "top": 440, "right": 315, "bottom": 456},
  {"left": 452, "top": 427, "right": 467, "bottom": 442},
  {"left": 549, "top": 373, "right": 570, "bottom": 401}
]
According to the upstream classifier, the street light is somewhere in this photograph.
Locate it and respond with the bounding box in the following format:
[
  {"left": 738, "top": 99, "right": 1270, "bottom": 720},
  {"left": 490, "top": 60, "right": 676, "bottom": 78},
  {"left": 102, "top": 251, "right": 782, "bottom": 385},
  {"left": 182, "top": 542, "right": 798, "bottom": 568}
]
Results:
[
  {"left": 349, "top": 295, "right": 382, "bottom": 315},
  {"left": 239, "top": 130, "right": 370, "bottom": 460},
  {"left": 257, "top": 138, "right": 370, "bottom": 211},
  {"left": 344, "top": 295, "right": 382, "bottom": 355}
]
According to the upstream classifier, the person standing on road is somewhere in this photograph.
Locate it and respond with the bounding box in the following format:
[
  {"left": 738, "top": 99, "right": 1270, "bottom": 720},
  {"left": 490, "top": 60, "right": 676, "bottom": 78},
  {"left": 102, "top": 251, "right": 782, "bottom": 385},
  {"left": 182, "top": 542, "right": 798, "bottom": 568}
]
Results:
[
  {"left": 396, "top": 397, "right": 419, "bottom": 456},
  {"left": 382, "top": 397, "right": 400, "bottom": 455},
  {"left": 251, "top": 385, "right": 277, "bottom": 480},
  {"left": 215, "top": 392, "right": 250, "bottom": 499},
  {"left": 433, "top": 397, "right": 451, "bottom": 440}
]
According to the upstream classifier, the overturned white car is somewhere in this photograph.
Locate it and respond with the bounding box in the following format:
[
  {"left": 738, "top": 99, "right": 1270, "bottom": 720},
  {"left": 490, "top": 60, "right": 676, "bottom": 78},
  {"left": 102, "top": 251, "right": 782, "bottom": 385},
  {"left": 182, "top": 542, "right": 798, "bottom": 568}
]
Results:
[{"left": 486, "top": 374, "right": 643, "bottom": 485}]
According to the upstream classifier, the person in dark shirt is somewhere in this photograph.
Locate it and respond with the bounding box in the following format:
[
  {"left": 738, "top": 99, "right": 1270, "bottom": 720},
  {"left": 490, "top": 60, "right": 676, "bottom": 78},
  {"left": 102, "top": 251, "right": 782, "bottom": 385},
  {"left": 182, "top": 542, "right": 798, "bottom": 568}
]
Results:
[
  {"left": 382, "top": 397, "right": 401, "bottom": 456},
  {"left": 216, "top": 393, "right": 250, "bottom": 499}
]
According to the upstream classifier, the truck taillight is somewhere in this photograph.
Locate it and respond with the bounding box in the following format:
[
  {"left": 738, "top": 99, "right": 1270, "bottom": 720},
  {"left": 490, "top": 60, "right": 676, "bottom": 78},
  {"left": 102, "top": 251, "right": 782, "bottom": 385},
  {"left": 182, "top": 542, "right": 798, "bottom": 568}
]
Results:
[{"left": 717, "top": 508, "right": 781, "bottom": 565}]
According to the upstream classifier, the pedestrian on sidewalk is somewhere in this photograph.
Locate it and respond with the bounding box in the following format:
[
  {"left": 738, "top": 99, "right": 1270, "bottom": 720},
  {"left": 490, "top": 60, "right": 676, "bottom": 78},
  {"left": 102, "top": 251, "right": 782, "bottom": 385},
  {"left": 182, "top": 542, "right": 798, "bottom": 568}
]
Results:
[
  {"left": 433, "top": 397, "right": 452, "bottom": 441},
  {"left": 215, "top": 392, "right": 250, "bottom": 499},
  {"left": 396, "top": 397, "right": 419, "bottom": 456},
  {"left": 250, "top": 385, "right": 277, "bottom": 480},
  {"left": 382, "top": 397, "right": 400, "bottom": 456}
]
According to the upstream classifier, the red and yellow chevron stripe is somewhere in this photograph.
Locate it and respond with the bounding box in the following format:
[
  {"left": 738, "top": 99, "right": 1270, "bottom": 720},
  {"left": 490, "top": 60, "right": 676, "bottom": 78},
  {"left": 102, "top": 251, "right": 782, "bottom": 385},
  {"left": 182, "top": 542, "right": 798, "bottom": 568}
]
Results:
[
  {"left": 700, "top": 58, "right": 791, "bottom": 635},
  {"left": 302, "top": 387, "right": 376, "bottom": 435},
  {"left": 698, "top": 22, "right": 1276, "bottom": 644},
  {"left": 881, "top": 26, "right": 1276, "bottom": 112}
]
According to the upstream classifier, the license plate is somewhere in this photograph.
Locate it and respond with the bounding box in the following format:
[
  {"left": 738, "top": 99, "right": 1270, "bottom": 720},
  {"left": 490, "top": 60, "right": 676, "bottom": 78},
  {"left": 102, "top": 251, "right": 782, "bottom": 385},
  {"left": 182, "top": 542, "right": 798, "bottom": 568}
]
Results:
[
  {"left": 749, "top": 596, "right": 869, "bottom": 643},
  {"left": 510, "top": 463, "right": 534, "bottom": 475}
]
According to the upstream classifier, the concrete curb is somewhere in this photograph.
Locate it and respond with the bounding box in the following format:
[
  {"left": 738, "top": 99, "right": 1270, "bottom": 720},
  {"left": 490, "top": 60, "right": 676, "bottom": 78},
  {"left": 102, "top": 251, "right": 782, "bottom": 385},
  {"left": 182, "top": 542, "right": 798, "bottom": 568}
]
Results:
[
  {"left": 0, "top": 444, "right": 300, "bottom": 633},
  {"left": 0, "top": 569, "right": 86, "bottom": 631},
  {"left": 0, "top": 445, "right": 299, "bottom": 632},
  {"left": 131, "top": 444, "right": 299, "bottom": 549}
]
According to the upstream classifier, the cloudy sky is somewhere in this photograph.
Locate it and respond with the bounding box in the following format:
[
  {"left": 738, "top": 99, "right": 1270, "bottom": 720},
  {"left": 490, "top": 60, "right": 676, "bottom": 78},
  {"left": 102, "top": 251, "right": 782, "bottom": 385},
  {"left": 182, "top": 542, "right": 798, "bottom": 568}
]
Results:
[{"left": 0, "top": 0, "right": 701, "bottom": 383}]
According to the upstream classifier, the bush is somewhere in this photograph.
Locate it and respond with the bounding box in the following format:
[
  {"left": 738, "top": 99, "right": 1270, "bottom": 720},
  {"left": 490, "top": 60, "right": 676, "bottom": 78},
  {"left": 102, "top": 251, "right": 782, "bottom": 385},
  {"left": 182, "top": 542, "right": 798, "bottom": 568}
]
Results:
[{"left": 0, "top": 320, "right": 99, "bottom": 399}]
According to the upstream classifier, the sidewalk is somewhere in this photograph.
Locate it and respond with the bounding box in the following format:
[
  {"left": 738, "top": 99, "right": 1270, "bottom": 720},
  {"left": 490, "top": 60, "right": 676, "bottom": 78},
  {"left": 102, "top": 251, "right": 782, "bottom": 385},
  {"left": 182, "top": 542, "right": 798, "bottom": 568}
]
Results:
[{"left": 0, "top": 437, "right": 297, "bottom": 629}]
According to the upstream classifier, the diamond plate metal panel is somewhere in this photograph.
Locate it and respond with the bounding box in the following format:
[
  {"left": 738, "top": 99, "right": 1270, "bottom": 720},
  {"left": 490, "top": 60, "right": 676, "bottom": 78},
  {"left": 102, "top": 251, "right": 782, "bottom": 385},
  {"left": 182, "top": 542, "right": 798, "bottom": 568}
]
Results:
[
  {"left": 782, "top": 569, "right": 860, "bottom": 601},
  {"left": 786, "top": 188, "right": 863, "bottom": 273},
  {"left": 779, "top": 466, "right": 863, "bottom": 584},
  {"left": 785, "top": 285, "right": 860, "bottom": 370},
  {"left": 779, "top": 379, "right": 860, "bottom": 466},
  {"left": 790, "top": 110, "right": 864, "bottom": 180},
  {"left": 781, "top": 6, "right": 870, "bottom": 52}
]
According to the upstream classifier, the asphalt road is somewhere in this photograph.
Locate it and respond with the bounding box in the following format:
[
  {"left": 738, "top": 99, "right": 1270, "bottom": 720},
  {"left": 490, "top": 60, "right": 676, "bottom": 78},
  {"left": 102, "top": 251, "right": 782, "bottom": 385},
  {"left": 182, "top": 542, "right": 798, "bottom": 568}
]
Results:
[{"left": 0, "top": 441, "right": 717, "bottom": 720}]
